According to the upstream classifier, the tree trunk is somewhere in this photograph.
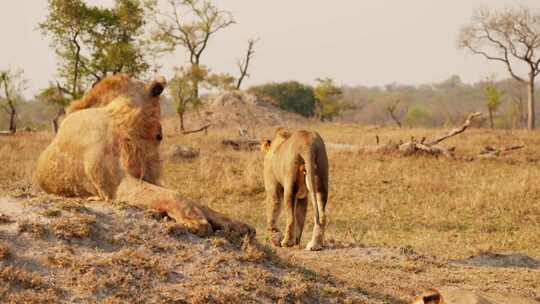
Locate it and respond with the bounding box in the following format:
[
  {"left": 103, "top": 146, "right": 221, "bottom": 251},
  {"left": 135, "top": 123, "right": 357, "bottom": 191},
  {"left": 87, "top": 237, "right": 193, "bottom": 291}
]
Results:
[
  {"left": 512, "top": 105, "right": 520, "bottom": 129},
  {"left": 52, "top": 119, "right": 59, "bottom": 134},
  {"left": 193, "top": 79, "right": 199, "bottom": 100},
  {"left": 488, "top": 108, "right": 494, "bottom": 129},
  {"left": 3, "top": 77, "right": 16, "bottom": 134},
  {"left": 9, "top": 110, "right": 16, "bottom": 133},
  {"left": 527, "top": 78, "right": 535, "bottom": 130},
  {"left": 314, "top": 101, "right": 323, "bottom": 121},
  {"left": 191, "top": 62, "right": 200, "bottom": 100},
  {"left": 178, "top": 112, "right": 185, "bottom": 132},
  {"left": 51, "top": 108, "right": 65, "bottom": 134}
]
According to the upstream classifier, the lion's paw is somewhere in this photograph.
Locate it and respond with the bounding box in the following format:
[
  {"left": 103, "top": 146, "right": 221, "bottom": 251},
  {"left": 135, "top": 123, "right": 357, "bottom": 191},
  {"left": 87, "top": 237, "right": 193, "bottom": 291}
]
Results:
[
  {"left": 227, "top": 221, "right": 256, "bottom": 238},
  {"left": 269, "top": 230, "right": 283, "bottom": 246},
  {"left": 185, "top": 219, "right": 214, "bottom": 238},
  {"left": 281, "top": 238, "right": 295, "bottom": 248},
  {"left": 305, "top": 240, "right": 323, "bottom": 251}
]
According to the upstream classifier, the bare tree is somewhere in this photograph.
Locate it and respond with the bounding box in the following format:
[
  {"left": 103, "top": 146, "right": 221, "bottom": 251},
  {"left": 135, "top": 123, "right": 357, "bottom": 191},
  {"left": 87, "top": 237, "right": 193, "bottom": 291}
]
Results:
[
  {"left": 147, "top": 0, "right": 234, "bottom": 99},
  {"left": 385, "top": 99, "right": 403, "bottom": 128},
  {"left": 0, "top": 69, "right": 26, "bottom": 133},
  {"left": 236, "top": 38, "right": 256, "bottom": 90},
  {"left": 458, "top": 7, "right": 540, "bottom": 129}
]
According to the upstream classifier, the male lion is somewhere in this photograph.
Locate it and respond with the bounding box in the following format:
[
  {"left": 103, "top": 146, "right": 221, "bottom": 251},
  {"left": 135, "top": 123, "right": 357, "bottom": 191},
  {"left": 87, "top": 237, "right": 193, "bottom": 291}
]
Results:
[
  {"left": 36, "top": 74, "right": 254, "bottom": 238},
  {"left": 261, "top": 128, "right": 329, "bottom": 251}
]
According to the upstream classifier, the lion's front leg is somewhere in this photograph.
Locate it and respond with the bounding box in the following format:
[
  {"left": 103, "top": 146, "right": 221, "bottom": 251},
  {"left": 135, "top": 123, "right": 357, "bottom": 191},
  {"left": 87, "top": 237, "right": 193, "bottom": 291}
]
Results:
[
  {"left": 116, "top": 177, "right": 213, "bottom": 236},
  {"left": 196, "top": 205, "right": 255, "bottom": 238},
  {"left": 116, "top": 177, "right": 254, "bottom": 238}
]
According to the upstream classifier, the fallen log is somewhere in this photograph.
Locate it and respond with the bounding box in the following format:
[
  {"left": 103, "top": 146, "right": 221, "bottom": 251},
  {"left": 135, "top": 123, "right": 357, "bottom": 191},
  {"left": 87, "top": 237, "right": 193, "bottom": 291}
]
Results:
[
  {"left": 0, "top": 131, "right": 14, "bottom": 136},
  {"left": 327, "top": 112, "right": 482, "bottom": 159},
  {"left": 222, "top": 138, "right": 261, "bottom": 151},
  {"left": 426, "top": 112, "right": 482, "bottom": 146},
  {"left": 479, "top": 145, "right": 525, "bottom": 158},
  {"left": 182, "top": 124, "right": 211, "bottom": 135},
  {"left": 222, "top": 112, "right": 482, "bottom": 158}
]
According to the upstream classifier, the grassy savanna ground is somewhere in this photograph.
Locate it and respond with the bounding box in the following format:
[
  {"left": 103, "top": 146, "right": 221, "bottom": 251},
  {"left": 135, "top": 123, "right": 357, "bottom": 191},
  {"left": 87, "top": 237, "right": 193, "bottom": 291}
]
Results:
[
  {"left": 160, "top": 123, "right": 540, "bottom": 259},
  {"left": 0, "top": 123, "right": 539, "bottom": 302}
]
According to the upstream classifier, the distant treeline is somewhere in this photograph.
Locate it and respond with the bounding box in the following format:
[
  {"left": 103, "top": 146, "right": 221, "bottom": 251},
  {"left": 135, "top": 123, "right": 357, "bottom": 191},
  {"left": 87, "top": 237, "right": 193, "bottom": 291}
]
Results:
[
  {"left": 246, "top": 75, "right": 538, "bottom": 129},
  {"left": 341, "top": 75, "right": 539, "bottom": 128},
  {"left": 1, "top": 75, "right": 537, "bottom": 131}
]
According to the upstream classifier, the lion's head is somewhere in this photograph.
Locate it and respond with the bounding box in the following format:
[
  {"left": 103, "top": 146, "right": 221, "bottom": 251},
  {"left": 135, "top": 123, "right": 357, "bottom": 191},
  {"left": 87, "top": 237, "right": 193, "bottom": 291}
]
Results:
[
  {"left": 69, "top": 73, "right": 168, "bottom": 182},
  {"left": 66, "top": 74, "right": 167, "bottom": 114}
]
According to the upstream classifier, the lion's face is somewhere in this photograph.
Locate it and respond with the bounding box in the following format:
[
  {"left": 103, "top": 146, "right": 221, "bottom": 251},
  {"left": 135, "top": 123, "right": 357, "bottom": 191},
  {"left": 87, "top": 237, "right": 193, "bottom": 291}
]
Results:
[{"left": 103, "top": 75, "right": 167, "bottom": 143}]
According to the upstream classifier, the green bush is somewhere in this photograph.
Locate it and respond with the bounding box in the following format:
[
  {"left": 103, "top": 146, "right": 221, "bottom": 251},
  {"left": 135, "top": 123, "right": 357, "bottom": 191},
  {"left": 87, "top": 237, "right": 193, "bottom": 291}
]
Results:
[
  {"left": 248, "top": 81, "right": 316, "bottom": 117},
  {"left": 404, "top": 104, "right": 432, "bottom": 127}
]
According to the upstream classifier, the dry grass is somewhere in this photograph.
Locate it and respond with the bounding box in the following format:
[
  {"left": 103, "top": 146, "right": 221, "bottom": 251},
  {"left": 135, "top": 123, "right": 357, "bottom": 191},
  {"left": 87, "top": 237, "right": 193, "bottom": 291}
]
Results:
[
  {"left": 0, "top": 242, "right": 9, "bottom": 260},
  {"left": 52, "top": 214, "right": 95, "bottom": 239},
  {"left": 157, "top": 124, "right": 540, "bottom": 259},
  {"left": 0, "top": 264, "right": 59, "bottom": 303},
  {"left": 1, "top": 124, "right": 539, "bottom": 302},
  {"left": 17, "top": 219, "right": 49, "bottom": 238}
]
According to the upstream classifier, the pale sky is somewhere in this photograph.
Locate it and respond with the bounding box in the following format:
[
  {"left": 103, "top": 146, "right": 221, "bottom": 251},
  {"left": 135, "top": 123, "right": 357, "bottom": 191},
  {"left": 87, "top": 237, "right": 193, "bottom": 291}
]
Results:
[{"left": 1, "top": 0, "right": 540, "bottom": 98}]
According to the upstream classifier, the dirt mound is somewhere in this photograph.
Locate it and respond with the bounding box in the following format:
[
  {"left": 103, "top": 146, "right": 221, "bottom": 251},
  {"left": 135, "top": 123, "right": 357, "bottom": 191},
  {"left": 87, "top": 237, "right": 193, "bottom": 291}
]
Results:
[
  {"left": 197, "top": 91, "right": 308, "bottom": 128},
  {"left": 0, "top": 195, "right": 369, "bottom": 303}
]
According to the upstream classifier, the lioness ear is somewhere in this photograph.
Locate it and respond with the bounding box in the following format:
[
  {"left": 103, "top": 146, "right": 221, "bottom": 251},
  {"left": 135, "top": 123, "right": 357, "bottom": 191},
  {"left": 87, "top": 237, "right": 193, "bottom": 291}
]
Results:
[
  {"left": 277, "top": 129, "right": 291, "bottom": 139},
  {"left": 260, "top": 139, "right": 271, "bottom": 152},
  {"left": 149, "top": 75, "right": 167, "bottom": 97}
]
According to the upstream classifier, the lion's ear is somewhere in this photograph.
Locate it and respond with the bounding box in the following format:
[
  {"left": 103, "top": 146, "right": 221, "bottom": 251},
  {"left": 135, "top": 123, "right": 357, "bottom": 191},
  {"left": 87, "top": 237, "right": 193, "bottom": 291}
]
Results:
[
  {"left": 412, "top": 290, "right": 442, "bottom": 304},
  {"left": 149, "top": 75, "right": 167, "bottom": 97},
  {"left": 260, "top": 139, "right": 271, "bottom": 152},
  {"left": 275, "top": 127, "right": 291, "bottom": 139}
]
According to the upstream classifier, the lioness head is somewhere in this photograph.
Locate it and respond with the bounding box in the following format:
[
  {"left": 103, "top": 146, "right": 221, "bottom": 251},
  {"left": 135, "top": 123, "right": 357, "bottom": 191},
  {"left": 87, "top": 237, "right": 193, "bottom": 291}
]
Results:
[
  {"left": 260, "top": 127, "right": 293, "bottom": 153},
  {"left": 260, "top": 139, "right": 272, "bottom": 152}
]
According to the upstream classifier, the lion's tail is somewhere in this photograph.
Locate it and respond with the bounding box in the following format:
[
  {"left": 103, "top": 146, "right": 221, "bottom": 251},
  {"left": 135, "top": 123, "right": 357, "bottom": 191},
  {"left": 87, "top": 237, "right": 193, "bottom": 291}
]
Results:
[{"left": 302, "top": 148, "right": 323, "bottom": 226}]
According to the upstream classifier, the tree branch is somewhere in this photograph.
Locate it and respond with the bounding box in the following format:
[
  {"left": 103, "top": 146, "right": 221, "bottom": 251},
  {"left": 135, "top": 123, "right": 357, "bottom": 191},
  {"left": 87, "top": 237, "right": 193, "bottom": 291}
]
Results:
[
  {"left": 426, "top": 112, "right": 482, "bottom": 146},
  {"left": 236, "top": 38, "right": 256, "bottom": 89},
  {"left": 182, "top": 123, "right": 211, "bottom": 135}
]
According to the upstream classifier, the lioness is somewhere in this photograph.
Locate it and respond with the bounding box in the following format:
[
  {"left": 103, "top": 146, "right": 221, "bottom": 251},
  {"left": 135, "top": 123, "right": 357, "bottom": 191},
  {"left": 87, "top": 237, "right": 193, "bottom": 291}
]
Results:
[
  {"left": 411, "top": 289, "right": 536, "bottom": 304},
  {"left": 261, "top": 128, "right": 329, "bottom": 251}
]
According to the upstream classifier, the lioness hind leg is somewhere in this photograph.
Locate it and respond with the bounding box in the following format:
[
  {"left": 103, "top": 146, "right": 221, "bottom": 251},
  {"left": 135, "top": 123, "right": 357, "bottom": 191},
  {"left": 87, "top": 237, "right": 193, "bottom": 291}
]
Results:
[
  {"left": 293, "top": 197, "right": 307, "bottom": 245},
  {"left": 306, "top": 191, "right": 326, "bottom": 251},
  {"left": 280, "top": 187, "right": 296, "bottom": 247},
  {"left": 266, "top": 184, "right": 283, "bottom": 246}
]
